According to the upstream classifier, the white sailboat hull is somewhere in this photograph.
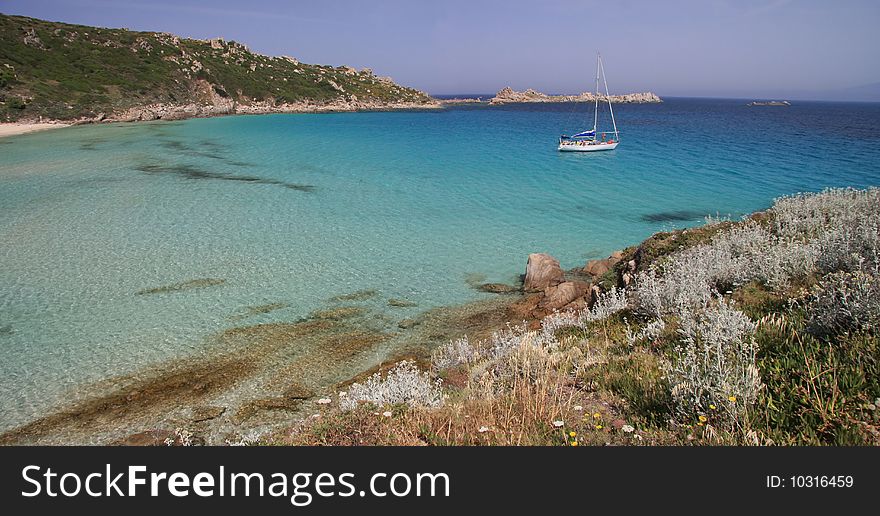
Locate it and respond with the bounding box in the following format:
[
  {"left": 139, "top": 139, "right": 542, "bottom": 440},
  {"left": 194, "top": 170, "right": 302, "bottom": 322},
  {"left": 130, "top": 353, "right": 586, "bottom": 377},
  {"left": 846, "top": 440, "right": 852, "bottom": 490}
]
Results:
[{"left": 558, "top": 141, "right": 619, "bottom": 152}]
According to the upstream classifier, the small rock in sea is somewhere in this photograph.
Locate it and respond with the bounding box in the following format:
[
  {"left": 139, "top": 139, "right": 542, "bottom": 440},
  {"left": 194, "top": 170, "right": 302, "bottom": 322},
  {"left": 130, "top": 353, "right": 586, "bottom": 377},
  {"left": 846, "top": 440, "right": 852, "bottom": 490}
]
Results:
[
  {"left": 388, "top": 298, "right": 417, "bottom": 307},
  {"left": 477, "top": 283, "right": 519, "bottom": 294}
]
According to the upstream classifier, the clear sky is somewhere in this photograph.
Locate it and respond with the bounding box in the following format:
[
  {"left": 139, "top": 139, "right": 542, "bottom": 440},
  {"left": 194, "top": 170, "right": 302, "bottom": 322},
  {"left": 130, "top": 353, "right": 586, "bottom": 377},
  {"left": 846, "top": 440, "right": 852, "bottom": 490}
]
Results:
[{"left": 3, "top": 0, "right": 879, "bottom": 99}]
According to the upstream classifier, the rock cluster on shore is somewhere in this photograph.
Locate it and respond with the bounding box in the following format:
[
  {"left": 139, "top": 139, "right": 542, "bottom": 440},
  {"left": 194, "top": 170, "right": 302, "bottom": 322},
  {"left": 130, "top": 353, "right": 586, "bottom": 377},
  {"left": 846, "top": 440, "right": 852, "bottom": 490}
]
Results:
[
  {"left": 477, "top": 250, "right": 628, "bottom": 324},
  {"left": 488, "top": 87, "right": 661, "bottom": 105}
]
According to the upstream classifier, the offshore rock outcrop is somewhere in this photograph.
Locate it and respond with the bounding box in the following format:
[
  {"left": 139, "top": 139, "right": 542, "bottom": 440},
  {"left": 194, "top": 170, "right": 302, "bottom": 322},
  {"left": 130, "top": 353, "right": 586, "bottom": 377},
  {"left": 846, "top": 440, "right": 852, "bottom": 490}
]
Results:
[{"left": 489, "top": 87, "right": 661, "bottom": 105}]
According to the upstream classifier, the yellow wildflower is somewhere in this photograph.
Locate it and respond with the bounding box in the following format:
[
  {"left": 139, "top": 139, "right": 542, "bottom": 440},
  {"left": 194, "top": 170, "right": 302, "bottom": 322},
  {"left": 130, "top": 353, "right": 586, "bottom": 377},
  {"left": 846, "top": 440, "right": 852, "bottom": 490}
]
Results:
[
  {"left": 593, "top": 412, "right": 601, "bottom": 419},
  {"left": 728, "top": 395, "right": 737, "bottom": 403},
  {"left": 709, "top": 404, "right": 717, "bottom": 410},
  {"left": 570, "top": 440, "right": 579, "bottom": 447},
  {"left": 698, "top": 415, "right": 708, "bottom": 423},
  {"left": 569, "top": 431, "right": 577, "bottom": 437},
  {"left": 595, "top": 424, "right": 603, "bottom": 430}
]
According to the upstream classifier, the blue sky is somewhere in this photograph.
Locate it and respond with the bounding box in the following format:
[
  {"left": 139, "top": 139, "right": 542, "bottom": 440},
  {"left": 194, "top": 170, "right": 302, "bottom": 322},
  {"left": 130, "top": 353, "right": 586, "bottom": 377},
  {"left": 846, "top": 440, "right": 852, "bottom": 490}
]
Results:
[{"left": 3, "top": 0, "right": 879, "bottom": 99}]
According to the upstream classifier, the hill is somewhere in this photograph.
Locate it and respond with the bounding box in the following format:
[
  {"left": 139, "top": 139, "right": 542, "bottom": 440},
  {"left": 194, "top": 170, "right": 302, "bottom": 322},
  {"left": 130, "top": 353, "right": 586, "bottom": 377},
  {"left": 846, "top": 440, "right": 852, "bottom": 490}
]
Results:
[{"left": 0, "top": 14, "right": 436, "bottom": 123}]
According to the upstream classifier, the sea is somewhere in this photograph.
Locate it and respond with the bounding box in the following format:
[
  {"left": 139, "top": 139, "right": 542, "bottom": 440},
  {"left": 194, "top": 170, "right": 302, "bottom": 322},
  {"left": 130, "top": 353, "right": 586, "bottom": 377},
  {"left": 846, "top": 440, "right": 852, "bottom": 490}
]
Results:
[{"left": 1, "top": 97, "right": 879, "bottom": 432}]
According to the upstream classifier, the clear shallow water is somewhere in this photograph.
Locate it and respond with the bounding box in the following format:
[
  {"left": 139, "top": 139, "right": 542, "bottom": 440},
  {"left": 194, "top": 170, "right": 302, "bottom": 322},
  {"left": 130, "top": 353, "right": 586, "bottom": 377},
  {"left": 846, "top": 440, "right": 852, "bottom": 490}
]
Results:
[{"left": 1, "top": 98, "right": 879, "bottom": 430}]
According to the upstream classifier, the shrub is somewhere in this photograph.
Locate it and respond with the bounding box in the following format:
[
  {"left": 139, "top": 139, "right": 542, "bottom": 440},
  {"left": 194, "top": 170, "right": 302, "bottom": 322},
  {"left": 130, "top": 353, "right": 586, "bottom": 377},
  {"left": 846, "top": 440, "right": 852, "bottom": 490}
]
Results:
[
  {"left": 578, "top": 287, "right": 629, "bottom": 324},
  {"left": 431, "top": 336, "right": 482, "bottom": 372},
  {"left": 6, "top": 96, "right": 26, "bottom": 110},
  {"left": 340, "top": 361, "right": 445, "bottom": 410},
  {"left": 807, "top": 271, "right": 880, "bottom": 337},
  {"left": 665, "top": 297, "right": 761, "bottom": 432}
]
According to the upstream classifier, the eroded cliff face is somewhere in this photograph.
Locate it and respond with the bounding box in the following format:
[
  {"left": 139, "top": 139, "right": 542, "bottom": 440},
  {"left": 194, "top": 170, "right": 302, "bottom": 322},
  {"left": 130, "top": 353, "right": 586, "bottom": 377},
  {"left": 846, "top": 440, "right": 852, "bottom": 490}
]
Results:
[{"left": 489, "top": 87, "right": 661, "bottom": 105}]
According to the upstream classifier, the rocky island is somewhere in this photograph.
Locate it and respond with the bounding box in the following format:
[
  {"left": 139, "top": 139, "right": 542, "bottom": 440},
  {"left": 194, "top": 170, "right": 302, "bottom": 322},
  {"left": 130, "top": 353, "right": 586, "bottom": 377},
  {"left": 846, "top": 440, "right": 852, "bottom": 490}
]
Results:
[
  {"left": 0, "top": 14, "right": 438, "bottom": 125},
  {"left": 488, "top": 87, "right": 662, "bottom": 105}
]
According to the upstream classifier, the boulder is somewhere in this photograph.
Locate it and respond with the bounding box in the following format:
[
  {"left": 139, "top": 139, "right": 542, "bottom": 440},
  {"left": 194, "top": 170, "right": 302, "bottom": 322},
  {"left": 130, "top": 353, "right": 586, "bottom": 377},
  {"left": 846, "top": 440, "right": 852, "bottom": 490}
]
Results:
[
  {"left": 524, "top": 253, "right": 564, "bottom": 292},
  {"left": 539, "top": 281, "right": 591, "bottom": 311},
  {"left": 584, "top": 251, "right": 623, "bottom": 278}
]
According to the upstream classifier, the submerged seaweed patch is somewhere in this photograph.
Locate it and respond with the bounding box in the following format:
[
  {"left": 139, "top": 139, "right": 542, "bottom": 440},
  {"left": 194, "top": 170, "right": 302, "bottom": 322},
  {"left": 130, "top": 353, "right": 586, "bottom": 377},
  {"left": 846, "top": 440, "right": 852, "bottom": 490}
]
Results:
[
  {"left": 159, "top": 140, "right": 254, "bottom": 167},
  {"left": 230, "top": 302, "right": 289, "bottom": 320},
  {"left": 134, "top": 163, "right": 315, "bottom": 192},
  {"left": 135, "top": 278, "right": 226, "bottom": 296},
  {"left": 388, "top": 298, "right": 418, "bottom": 307},
  {"left": 309, "top": 306, "right": 367, "bottom": 321},
  {"left": 329, "top": 289, "right": 379, "bottom": 302},
  {"left": 640, "top": 210, "right": 706, "bottom": 223}
]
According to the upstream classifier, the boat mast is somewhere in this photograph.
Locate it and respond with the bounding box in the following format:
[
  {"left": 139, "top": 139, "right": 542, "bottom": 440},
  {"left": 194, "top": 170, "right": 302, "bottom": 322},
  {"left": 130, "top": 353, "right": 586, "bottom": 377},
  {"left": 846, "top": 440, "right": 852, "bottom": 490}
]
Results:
[
  {"left": 593, "top": 53, "right": 600, "bottom": 135},
  {"left": 599, "top": 54, "right": 619, "bottom": 141}
]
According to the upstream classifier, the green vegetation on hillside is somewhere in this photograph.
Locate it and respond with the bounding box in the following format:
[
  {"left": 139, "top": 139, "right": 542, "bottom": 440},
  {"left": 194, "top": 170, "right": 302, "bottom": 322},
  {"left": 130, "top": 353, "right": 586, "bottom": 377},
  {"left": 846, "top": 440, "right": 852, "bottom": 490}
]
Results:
[{"left": 0, "top": 14, "right": 432, "bottom": 121}]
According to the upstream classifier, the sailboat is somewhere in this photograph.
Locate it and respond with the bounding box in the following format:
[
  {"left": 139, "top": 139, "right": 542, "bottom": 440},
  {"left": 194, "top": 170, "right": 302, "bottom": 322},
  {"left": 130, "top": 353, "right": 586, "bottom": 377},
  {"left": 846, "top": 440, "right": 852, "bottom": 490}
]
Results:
[{"left": 558, "top": 53, "right": 619, "bottom": 152}]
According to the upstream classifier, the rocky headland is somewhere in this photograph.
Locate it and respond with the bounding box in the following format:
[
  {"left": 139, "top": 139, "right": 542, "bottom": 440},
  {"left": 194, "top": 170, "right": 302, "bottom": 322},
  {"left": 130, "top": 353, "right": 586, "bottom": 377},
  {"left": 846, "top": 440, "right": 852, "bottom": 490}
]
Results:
[{"left": 0, "top": 14, "right": 439, "bottom": 125}]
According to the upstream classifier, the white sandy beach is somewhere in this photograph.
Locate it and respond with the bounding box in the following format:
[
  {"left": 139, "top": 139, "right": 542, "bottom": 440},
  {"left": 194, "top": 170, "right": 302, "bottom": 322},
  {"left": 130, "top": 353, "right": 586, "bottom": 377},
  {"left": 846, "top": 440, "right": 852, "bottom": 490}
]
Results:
[{"left": 0, "top": 123, "right": 70, "bottom": 138}]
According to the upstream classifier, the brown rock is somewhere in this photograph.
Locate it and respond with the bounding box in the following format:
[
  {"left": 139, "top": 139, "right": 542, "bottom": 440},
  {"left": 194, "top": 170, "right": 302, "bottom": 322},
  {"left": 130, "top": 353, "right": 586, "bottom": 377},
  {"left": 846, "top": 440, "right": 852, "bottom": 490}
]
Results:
[
  {"left": 539, "top": 281, "right": 591, "bottom": 310},
  {"left": 509, "top": 293, "right": 543, "bottom": 320},
  {"left": 524, "top": 253, "right": 564, "bottom": 292},
  {"left": 584, "top": 259, "right": 611, "bottom": 277},
  {"left": 583, "top": 251, "right": 623, "bottom": 277}
]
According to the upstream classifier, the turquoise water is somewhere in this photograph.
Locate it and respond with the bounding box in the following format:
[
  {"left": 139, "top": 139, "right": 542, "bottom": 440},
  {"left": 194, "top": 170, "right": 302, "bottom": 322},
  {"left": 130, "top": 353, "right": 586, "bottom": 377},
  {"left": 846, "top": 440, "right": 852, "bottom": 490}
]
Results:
[{"left": 1, "top": 98, "right": 879, "bottom": 430}]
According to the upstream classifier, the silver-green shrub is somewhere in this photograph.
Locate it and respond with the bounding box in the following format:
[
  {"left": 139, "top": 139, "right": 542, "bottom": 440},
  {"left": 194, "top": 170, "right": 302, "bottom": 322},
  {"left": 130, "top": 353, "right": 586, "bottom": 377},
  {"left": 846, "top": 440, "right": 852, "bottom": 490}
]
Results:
[
  {"left": 341, "top": 361, "right": 445, "bottom": 410},
  {"left": 807, "top": 271, "right": 880, "bottom": 337},
  {"left": 665, "top": 297, "right": 761, "bottom": 428}
]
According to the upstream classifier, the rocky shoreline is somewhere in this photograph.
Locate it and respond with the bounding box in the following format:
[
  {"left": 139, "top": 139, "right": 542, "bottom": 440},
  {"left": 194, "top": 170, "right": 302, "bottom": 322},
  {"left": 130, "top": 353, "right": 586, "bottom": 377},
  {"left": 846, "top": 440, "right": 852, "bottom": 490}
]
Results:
[
  {"left": 0, "top": 243, "right": 629, "bottom": 445},
  {"left": 71, "top": 97, "right": 442, "bottom": 125}
]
